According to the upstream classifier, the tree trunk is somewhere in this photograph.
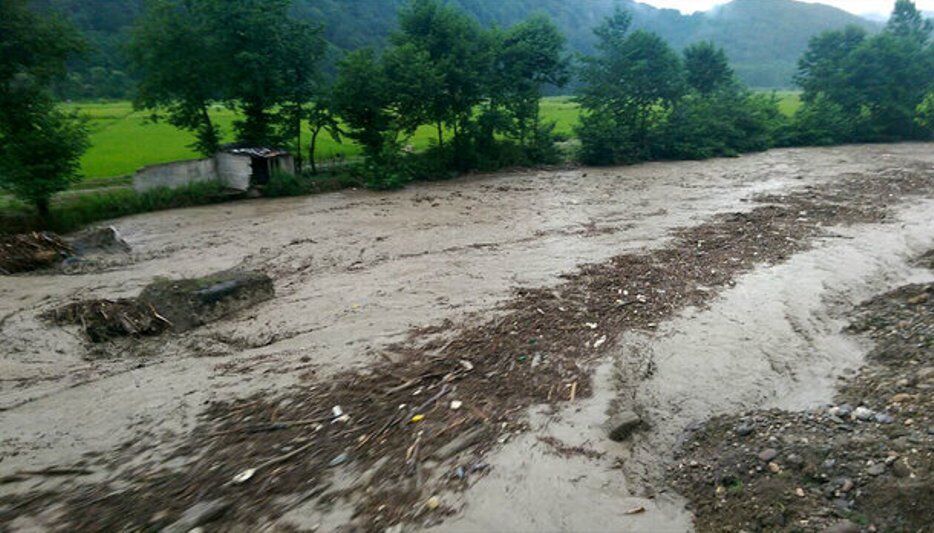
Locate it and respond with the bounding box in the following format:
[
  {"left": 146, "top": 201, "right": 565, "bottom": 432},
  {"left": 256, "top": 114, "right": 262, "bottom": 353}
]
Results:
[
  {"left": 436, "top": 121, "right": 444, "bottom": 149},
  {"left": 36, "top": 197, "right": 51, "bottom": 226},
  {"left": 309, "top": 128, "right": 320, "bottom": 174},
  {"left": 294, "top": 110, "right": 303, "bottom": 174}
]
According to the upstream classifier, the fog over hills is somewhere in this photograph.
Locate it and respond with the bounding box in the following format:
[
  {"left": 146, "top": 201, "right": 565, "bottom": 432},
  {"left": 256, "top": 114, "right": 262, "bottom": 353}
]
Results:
[{"left": 34, "top": 0, "right": 883, "bottom": 97}]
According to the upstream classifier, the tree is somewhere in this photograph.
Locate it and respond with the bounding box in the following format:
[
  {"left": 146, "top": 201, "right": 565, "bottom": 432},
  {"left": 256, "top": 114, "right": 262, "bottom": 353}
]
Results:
[
  {"left": 331, "top": 50, "right": 395, "bottom": 157},
  {"left": 306, "top": 99, "right": 343, "bottom": 175},
  {"left": 0, "top": 100, "right": 89, "bottom": 219},
  {"left": 131, "top": 0, "right": 326, "bottom": 152},
  {"left": 795, "top": 25, "right": 867, "bottom": 110},
  {"left": 491, "top": 15, "right": 570, "bottom": 147},
  {"left": 886, "top": 0, "right": 933, "bottom": 41},
  {"left": 275, "top": 18, "right": 327, "bottom": 172},
  {"left": 0, "top": 0, "right": 89, "bottom": 221},
  {"left": 578, "top": 9, "right": 685, "bottom": 163},
  {"left": 684, "top": 41, "right": 734, "bottom": 95},
  {"left": 393, "top": 0, "right": 491, "bottom": 149},
  {"left": 128, "top": 0, "right": 223, "bottom": 155}
]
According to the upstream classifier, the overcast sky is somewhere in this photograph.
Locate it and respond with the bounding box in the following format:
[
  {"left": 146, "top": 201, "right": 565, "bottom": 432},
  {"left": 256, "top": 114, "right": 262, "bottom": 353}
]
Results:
[{"left": 640, "top": 0, "right": 934, "bottom": 16}]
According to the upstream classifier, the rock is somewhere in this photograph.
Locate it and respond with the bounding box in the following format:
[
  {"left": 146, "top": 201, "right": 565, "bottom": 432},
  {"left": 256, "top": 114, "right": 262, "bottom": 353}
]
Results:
[
  {"left": 875, "top": 413, "right": 895, "bottom": 424},
  {"left": 795, "top": 487, "right": 805, "bottom": 497},
  {"left": 768, "top": 462, "right": 781, "bottom": 473},
  {"left": 853, "top": 407, "right": 874, "bottom": 421},
  {"left": 831, "top": 404, "right": 854, "bottom": 417},
  {"left": 607, "top": 411, "right": 643, "bottom": 442},
  {"left": 67, "top": 226, "right": 131, "bottom": 255},
  {"left": 825, "top": 519, "right": 861, "bottom": 533},
  {"left": 758, "top": 448, "right": 779, "bottom": 462},
  {"left": 890, "top": 393, "right": 913, "bottom": 404},
  {"left": 161, "top": 499, "right": 229, "bottom": 533},
  {"left": 840, "top": 478, "right": 854, "bottom": 493},
  {"left": 892, "top": 460, "right": 911, "bottom": 478},
  {"left": 867, "top": 463, "right": 886, "bottom": 476},
  {"left": 735, "top": 423, "right": 754, "bottom": 436},
  {"left": 138, "top": 270, "right": 275, "bottom": 332}
]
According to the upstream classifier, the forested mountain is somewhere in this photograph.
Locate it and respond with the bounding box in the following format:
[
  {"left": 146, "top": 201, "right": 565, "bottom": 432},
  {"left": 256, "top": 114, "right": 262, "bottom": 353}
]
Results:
[{"left": 33, "top": 0, "right": 880, "bottom": 98}]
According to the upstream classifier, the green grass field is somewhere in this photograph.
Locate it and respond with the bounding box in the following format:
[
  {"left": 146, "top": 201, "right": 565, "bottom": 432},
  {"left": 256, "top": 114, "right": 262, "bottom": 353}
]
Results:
[{"left": 65, "top": 93, "right": 800, "bottom": 181}]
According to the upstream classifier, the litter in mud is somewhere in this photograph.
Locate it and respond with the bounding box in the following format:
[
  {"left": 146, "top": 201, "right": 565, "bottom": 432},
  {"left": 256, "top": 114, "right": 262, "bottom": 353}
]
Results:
[
  {"left": 0, "top": 232, "right": 72, "bottom": 274},
  {"left": 44, "top": 270, "right": 274, "bottom": 342},
  {"left": 2, "top": 165, "right": 929, "bottom": 531}
]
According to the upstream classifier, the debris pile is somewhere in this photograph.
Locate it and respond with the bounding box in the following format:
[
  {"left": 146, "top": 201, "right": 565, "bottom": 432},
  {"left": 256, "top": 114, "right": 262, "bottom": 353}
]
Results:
[
  {"left": 0, "top": 232, "right": 72, "bottom": 274},
  {"left": 45, "top": 299, "right": 172, "bottom": 343},
  {"left": 4, "top": 167, "right": 932, "bottom": 530},
  {"left": 45, "top": 270, "right": 274, "bottom": 342},
  {"left": 669, "top": 275, "right": 933, "bottom": 532}
]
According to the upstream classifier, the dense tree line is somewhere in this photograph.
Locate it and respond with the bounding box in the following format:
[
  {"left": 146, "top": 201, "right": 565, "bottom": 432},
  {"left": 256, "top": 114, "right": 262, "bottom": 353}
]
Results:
[
  {"left": 576, "top": 0, "right": 933, "bottom": 166},
  {"left": 35, "top": 0, "right": 881, "bottom": 100},
  {"left": 790, "top": 0, "right": 934, "bottom": 144},
  {"left": 1, "top": 0, "right": 932, "bottom": 226}
]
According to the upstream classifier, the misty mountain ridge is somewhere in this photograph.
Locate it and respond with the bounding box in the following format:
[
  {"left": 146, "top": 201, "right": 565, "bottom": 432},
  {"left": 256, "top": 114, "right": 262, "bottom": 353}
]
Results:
[{"left": 34, "top": 0, "right": 885, "bottom": 97}]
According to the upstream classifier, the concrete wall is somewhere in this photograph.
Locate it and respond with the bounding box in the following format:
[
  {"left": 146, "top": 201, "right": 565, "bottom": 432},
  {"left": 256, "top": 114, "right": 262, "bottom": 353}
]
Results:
[
  {"left": 133, "top": 158, "right": 218, "bottom": 193},
  {"left": 132, "top": 152, "right": 293, "bottom": 193},
  {"left": 215, "top": 153, "right": 252, "bottom": 191}
]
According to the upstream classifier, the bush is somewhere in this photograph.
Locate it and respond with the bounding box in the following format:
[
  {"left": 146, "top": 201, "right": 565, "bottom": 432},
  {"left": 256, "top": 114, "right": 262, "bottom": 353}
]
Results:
[
  {"left": 789, "top": 93, "right": 858, "bottom": 146},
  {"left": 263, "top": 170, "right": 313, "bottom": 197},
  {"left": 575, "top": 112, "right": 641, "bottom": 166}
]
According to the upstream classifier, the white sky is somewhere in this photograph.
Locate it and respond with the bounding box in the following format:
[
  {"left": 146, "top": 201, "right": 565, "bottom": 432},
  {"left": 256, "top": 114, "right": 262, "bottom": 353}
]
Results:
[{"left": 640, "top": 0, "right": 934, "bottom": 16}]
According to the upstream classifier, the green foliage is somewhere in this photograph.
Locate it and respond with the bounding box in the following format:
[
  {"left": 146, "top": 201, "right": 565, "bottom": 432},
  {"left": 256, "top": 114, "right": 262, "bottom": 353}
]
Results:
[
  {"left": 0, "top": 0, "right": 89, "bottom": 219},
  {"left": 578, "top": 11, "right": 686, "bottom": 165},
  {"left": 917, "top": 92, "right": 934, "bottom": 129},
  {"left": 657, "top": 90, "right": 784, "bottom": 160},
  {"left": 788, "top": 93, "right": 857, "bottom": 145},
  {"left": 684, "top": 41, "right": 735, "bottom": 95},
  {"left": 2, "top": 180, "right": 230, "bottom": 234},
  {"left": 793, "top": 0, "right": 934, "bottom": 143},
  {"left": 129, "top": 0, "right": 326, "bottom": 152}
]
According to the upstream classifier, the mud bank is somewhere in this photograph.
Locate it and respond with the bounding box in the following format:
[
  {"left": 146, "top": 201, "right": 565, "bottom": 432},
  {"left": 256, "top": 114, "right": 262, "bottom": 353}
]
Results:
[{"left": 0, "top": 143, "right": 932, "bottom": 530}]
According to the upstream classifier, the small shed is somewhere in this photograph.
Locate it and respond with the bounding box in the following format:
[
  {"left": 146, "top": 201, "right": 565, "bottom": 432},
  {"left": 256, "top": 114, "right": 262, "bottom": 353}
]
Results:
[
  {"left": 133, "top": 147, "right": 296, "bottom": 194},
  {"left": 219, "top": 147, "right": 295, "bottom": 189}
]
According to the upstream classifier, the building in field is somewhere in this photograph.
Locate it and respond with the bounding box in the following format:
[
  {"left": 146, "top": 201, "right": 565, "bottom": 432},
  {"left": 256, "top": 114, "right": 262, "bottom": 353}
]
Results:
[{"left": 132, "top": 147, "right": 295, "bottom": 194}]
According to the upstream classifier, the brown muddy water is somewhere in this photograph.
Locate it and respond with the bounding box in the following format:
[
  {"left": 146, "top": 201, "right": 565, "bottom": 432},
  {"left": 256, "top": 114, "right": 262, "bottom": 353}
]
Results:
[{"left": 1, "top": 143, "right": 933, "bottom": 531}]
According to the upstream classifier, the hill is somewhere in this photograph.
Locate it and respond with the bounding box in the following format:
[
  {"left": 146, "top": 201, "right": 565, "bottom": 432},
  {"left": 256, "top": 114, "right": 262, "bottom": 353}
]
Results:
[{"left": 34, "top": 0, "right": 880, "bottom": 97}]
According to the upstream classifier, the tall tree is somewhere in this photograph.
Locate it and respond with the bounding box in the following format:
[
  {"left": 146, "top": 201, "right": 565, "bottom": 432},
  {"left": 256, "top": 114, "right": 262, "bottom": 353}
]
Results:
[
  {"left": 491, "top": 15, "right": 570, "bottom": 146},
  {"left": 128, "top": 0, "right": 223, "bottom": 155},
  {"left": 132, "top": 0, "right": 326, "bottom": 152},
  {"left": 0, "top": 0, "right": 88, "bottom": 220},
  {"left": 794, "top": 25, "right": 867, "bottom": 110},
  {"left": 684, "top": 41, "right": 734, "bottom": 95},
  {"left": 886, "top": 0, "right": 933, "bottom": 41},
  {"left": 578, "top": 9, "right": 685, "bottom": 163},
  {"left": 393, "top": 0, "right": 491, "bottom": 148}
]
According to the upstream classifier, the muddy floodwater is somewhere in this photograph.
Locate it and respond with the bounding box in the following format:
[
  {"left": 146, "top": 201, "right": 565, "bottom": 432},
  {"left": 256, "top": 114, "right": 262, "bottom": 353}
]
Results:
[{"left": 1, "top": 143, "right": 932, "bottom": 531}]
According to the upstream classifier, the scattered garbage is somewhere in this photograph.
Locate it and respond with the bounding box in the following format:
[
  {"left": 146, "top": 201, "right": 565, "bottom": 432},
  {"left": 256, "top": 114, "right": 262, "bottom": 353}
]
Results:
[
  {"left": 232, "top": 468, "right": 256, "bottom": 484},
  {"left": 449, "top": 400, "right": 463, "bottom": 410},
  {"left": 425, "top": 496, "right": 441, "bottom": 510}
]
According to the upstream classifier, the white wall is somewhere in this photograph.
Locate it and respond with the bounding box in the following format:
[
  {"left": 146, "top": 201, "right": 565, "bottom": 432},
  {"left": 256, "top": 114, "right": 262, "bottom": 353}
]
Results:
[
  {"left": 132, "top": 158, "right": 218, "bottom": 193},
  {"left": 215, "top": 153, "right": 253, "bottom": 191}
]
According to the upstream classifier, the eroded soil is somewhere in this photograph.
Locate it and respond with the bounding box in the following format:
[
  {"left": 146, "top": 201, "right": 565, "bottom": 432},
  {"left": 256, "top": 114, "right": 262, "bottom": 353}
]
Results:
[{"left": 1, "top": 143, "right": 932, "bottom": 531}]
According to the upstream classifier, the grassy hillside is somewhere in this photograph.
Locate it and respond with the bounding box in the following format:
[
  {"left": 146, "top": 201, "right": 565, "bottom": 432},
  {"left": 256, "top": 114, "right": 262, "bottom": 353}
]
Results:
[{"left": 68, "top": 94, "right": 800, "bottom": 181}]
